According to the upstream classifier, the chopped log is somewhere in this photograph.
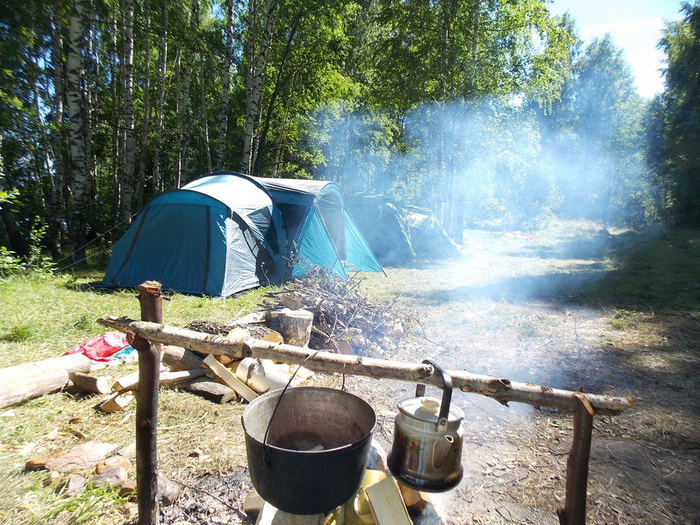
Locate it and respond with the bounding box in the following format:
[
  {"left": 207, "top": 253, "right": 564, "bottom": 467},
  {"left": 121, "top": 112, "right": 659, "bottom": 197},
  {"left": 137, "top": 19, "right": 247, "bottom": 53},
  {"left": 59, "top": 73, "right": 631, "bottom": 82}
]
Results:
[
  {"left": 113, "top": 371, "right": 140, "bottom": 391},
  {"left": 117, "top": 369, "right": 206, "bottom": 393},
  {"left": 93, "top": 466, "right": 128, "bottom": 487},
  {"left": 365, "top": 477, "right": 412, "bottom": 525},
  {"left": 96, "top": 318, "right": 636, "bottom": 415},
  {"left": 96, "top": 455, "right": 132, "bottom": 474},
  {"left": 69, "top": 372, "right": 112, "bottom": 394},
  {"left": 256, "top": 503, "right": 325, "bottom": 525},
  {"left": 184, "top": 377, "right": 238, "bottom": 404},
  {"left": 267, "top": 309, "right": 314, "bottom": 347},
  {"left": 202, "top": 354, "right": 257, "bottom": 402},
  {"left": 97, "top": 392, "right": 135, "bottom": 413},
  {"left": 0, "top": 353, "right": 92, "bottom": 409},
  {"left": 45, "top": 441, "right": 120, "bottom": 473},
  {"left": 157, "top": 473, "right": 182, "bottom": 506},
  {"left": 244, "top": 488, "right": 264, "bottom": 517},
  {"left": 162, "top": 345, "right": 204, "bottom": 372}
]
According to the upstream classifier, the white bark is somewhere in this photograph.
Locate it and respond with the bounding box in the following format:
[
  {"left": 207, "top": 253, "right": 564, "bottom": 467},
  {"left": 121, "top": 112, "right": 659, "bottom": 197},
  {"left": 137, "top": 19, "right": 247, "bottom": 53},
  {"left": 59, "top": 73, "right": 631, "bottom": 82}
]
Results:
[
  {"left": 177, "top": 0, "right": 198, "bottom": 188},
  {"left": 97, "top": 317, "right": 636, "bottom": 415},
  {"left": 215, "top": 0, "right": 235, "bottom": 171},
  {"left": 66, "top": 0, "right": 89, "bottom": 258},
  {"left": 136, "top": 0, "right": 152, "bottom": 209},
  {"left": 241, "top": 0, "right": 278, "bottom": 174},
  {"left": 151, "top": 1, "right": 168, "bottom": 195},
  {"left": 121, "top": 0, "right": 136, "bottom": 224}
]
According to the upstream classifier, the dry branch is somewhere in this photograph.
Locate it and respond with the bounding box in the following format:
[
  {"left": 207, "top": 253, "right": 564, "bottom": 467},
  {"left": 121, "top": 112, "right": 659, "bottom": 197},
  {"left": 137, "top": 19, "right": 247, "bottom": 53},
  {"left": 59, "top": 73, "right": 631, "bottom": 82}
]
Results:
[{"left": 97, "top": 317, "right": 635, "bottom": 415}]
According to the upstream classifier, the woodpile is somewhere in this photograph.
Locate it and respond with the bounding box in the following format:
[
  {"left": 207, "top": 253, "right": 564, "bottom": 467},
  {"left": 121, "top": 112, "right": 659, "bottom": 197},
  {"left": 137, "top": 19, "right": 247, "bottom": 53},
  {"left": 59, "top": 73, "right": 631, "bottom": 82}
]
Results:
[{"left": 265, "top": 271, "right": 407, "bottom": 356}]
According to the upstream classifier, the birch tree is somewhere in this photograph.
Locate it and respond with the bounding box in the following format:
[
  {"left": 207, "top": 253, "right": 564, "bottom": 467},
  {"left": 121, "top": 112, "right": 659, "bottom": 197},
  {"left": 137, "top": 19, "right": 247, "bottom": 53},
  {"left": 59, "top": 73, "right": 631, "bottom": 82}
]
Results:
[
  {"left": 65, "top": 0, "right": 89, "bottom": 260},
  {"left": 215, "top": 0, "right": 235, "bottom": 171},
  {"left": 241, "top": 0, "right": 278, "bottom": 174},
  {"left": 120, "top": 0, "right": 136, "bottom": 224},
  {"left": 135, "top": 0, "right": 152, "bottom": 209},
  {"left": 151, "top": 0, "right": 168, "bottom": 195}
]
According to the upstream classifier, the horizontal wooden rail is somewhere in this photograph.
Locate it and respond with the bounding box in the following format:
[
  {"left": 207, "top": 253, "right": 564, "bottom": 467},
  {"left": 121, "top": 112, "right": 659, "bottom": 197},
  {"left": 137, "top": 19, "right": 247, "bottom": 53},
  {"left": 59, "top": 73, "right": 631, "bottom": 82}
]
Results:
[{"left": 98, "top": 316, "right": 635, "bottom": 415}]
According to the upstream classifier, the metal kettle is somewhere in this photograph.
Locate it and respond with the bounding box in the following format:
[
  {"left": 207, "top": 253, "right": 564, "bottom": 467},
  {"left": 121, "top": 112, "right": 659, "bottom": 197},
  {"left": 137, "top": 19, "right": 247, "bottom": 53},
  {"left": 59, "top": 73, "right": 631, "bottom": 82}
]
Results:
[{"left": 388, "top": 360, "right": 464, "bottom": 492}]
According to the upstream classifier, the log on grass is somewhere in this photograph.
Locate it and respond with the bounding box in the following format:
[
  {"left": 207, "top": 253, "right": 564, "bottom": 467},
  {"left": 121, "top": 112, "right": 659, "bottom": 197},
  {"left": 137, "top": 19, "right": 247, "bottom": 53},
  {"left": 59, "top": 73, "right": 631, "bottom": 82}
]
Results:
[
  {"left": 69, "top": 371, "right": 112, "bottom": 394},
  {"left": 162, "top": 345, "right": 204, "bottom": 372},
  {"left": 0, "top": 353, "right": 92, "bottom": 409},
  {"left": 97, "top": 317, "right": 636, "bottom": 415},
  {"left": 184, "top": 377, "right": 238, "bottom": 404}
]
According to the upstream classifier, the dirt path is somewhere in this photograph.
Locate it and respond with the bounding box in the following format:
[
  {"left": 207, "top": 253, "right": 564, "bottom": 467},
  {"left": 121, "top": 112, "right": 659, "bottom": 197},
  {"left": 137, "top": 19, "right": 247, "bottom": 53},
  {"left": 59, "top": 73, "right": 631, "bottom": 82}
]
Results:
[
  {"left": 352, "top": 227, "right": 700, "bottom": 524},
  {"left": 163, "top": 226, "right": 699, "bottom": 524}
]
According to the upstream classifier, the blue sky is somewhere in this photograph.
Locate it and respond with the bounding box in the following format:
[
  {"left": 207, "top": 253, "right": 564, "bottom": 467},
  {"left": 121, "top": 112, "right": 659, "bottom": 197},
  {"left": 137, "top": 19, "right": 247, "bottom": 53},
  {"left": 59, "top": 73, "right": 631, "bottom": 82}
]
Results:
[{"left": 549, "top": 0, "right": 687, "bottom": 98}]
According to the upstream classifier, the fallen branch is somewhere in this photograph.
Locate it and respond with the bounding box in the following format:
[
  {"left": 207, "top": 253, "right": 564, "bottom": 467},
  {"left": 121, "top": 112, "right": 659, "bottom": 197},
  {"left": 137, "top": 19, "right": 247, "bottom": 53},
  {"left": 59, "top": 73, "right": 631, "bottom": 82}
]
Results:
[{"left": 97, "top": 317, "right": 635, "bottom": 415}]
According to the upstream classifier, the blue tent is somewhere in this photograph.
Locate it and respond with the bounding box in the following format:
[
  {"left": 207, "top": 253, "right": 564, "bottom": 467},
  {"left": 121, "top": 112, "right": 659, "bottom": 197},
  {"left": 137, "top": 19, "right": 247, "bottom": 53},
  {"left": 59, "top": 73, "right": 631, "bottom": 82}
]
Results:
[
  {"left": 102, "top": 173, "right": 285, "bottom": 296},
  {"left": 253, "top": 177, "right": 383, "bottom": 279},
  {"left": 102, "top": 173, "right": 382, "bottom": 296}
]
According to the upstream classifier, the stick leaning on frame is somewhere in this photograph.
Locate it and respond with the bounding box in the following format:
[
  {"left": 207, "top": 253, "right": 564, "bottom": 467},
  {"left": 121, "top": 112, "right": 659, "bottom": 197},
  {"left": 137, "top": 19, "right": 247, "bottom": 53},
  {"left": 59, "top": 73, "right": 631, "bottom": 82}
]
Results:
[{"left": 98, "top": 316, "right": 635, "bottom": 415}]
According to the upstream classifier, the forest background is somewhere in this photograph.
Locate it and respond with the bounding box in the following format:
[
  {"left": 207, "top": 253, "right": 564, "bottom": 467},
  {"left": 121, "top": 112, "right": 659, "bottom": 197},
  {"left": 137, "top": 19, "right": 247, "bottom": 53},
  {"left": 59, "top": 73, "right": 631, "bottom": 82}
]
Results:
[{"left": 1, "top": 0, "right": 699, "bottom": 267}]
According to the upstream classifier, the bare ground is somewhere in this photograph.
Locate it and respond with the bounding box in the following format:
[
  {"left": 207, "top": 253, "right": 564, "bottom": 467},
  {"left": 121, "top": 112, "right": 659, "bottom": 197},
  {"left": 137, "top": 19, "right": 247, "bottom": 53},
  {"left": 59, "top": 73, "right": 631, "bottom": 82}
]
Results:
[{"left": 163, "top": 226, "right": 700, "bottom": 524}]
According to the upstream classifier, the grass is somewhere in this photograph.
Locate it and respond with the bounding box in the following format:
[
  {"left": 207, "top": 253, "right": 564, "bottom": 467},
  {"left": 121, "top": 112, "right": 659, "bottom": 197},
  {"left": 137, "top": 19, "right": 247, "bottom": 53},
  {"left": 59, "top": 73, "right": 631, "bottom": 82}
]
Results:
[{"left": 0, "top": 267, "right": 276, "bottom": 524}]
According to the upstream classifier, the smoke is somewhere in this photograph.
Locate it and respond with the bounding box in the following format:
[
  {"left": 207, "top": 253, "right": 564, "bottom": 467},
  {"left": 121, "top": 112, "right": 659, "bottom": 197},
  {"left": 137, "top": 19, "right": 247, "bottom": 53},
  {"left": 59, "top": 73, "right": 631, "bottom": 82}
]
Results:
[{"left": 313, "top": 95, "right": 653, "bottom": 231}]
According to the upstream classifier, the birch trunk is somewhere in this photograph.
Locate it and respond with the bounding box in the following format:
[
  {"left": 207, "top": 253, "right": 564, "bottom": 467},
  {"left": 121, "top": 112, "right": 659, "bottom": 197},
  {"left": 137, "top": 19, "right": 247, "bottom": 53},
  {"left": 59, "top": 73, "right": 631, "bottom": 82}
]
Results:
[
  {"left": 120, "top": 0, "right": 136, "bottom": 224},
  {"left": 66, "top": 0, "right": 89, "bottom": 262},
  {"left": 50, "top": 16, "right": 66, "bottom": 256},
  {"left": 110, "top": 5, "right": 120, "bottom": 217},
  {"left": 135, "top": 0, "right": 152, "bottom": 210},
  {"left": 151, "top": 1, "right": 168, "bottom": 195},
  {"left": 253, "top": 8, "right": 304, "bottom": 176},
  {"left": 177, "top": 0, "right": 198, "bottom": 188},
  {"left": 96, "top": 317, "right": 636, "bottom": 415},
  {"left": 51, "top": 16, "right": 66, "bottom": 211},
  {"left": 241, "top": 0, "right": 278, "bottom": 174},
  {"left": 201, "top": 83, "right": 212, "bottom": 173},
  {"left": 214, "top": 0, "right": 234, "bottom": 171}
]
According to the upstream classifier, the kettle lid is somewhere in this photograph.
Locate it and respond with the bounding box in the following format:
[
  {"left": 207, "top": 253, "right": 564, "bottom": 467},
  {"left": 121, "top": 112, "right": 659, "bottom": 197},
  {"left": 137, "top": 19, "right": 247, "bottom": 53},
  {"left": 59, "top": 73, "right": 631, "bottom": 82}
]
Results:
[{"left": 398, "top": 395, "right": 464, "bottom": 424}]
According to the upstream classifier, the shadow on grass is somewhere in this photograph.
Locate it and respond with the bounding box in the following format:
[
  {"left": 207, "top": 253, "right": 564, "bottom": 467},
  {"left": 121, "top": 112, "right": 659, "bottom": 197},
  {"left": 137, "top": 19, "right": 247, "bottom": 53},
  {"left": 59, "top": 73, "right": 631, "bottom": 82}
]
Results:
[
  {"left": 573, "top": 230, "right": 700, "bottom": 312},
  {"left": 402, "top": 266, "right": 609, "bottom": 305}
]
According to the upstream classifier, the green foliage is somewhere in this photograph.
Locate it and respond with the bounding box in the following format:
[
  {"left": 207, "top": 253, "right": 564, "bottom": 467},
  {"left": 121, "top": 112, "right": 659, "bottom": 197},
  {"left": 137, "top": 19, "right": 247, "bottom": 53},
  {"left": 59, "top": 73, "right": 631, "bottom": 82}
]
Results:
[
  {"left": 0, "top": 246, "right": 24, "bottom": 277},
  {"left": 2, "top": 322, "right": 35, "bottom": 342},
  {"left": 656, "top": 2, "right": 700, "bottom": 226}
]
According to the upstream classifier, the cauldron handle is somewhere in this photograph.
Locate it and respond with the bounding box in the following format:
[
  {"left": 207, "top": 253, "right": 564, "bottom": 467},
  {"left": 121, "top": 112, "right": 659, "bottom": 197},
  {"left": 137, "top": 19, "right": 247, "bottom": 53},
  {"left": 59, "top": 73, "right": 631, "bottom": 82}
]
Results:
[
  {"left": 262, "top": 351, "right": 320, "bottom": 465},
  {"left": 415, "top": 359, "right": 452, "bottom": 432}
]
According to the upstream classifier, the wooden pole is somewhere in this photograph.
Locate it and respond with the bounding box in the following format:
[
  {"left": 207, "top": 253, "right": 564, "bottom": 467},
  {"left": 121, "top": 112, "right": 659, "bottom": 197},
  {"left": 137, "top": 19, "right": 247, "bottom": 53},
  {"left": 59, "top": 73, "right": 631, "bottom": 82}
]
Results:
[
  {"left": 132, "top": 282, "right": 163, "bottom": 525},
  {"left": 558, "top": 396, "right": 594, "bottom": 525},
  {"left": 97, "top": 317, "right": 635, "bottom": 415}
]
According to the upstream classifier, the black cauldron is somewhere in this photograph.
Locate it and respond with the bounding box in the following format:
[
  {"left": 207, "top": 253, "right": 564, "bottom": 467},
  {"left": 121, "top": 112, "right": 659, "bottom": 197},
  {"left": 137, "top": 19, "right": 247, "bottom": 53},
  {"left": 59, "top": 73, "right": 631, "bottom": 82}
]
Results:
[{"left": 242, "top": 387, "right": 376, "bottom": 515}]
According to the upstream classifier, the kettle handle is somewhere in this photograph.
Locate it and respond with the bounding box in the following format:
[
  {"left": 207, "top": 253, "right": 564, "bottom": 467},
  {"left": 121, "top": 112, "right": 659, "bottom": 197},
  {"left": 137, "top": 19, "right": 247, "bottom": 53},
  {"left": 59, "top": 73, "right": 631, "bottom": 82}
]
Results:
[{"left": 415, "top": 359, "right": 453, "bottom": 432}]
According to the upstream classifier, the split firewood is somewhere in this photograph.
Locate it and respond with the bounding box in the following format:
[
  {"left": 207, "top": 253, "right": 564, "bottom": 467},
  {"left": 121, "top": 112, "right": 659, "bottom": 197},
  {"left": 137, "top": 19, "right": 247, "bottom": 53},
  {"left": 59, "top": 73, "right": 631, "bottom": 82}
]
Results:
[
  {"left": 93, "top": 466, "right": 128, "bottom": 487},
  {"left": 267, "top": 309, "right": 314, "bottom": 347},
  {"left": 256, "top": 503, "right": 324, "bottom": 525},
  {"left": 97, "top": 392, "right": 135, "bottom": 413},
  {"left": 365, "top": 477, "right": 412, "bottom": 525},
  {"left": 184, "top": 378, "right": 238, "bottom": 404},
  {"left": 0, "top": 353, "right": 92, "bottom": 409},
  {"left": 95, "top": 455, "right": 131, "bottom": 474},
  {"left": 158, "top": 473, "right": 182, "bottom": 506},
  {"left": 69, "top": 372, "right": 113, "bottom": 395},
  {"left": 244, "top": 488, "right": 264, "bottom": 517},
  {"left": 116, "top": 369, "right": 206, "bottom": 393},
  {"left": 112, "top": 371, "right": 140, "bottom": 392},
  {"left": 44, "top": 441, "right": 120, "bottom": 473},
  {"left": 202, "top": 354, "right": 258, "bottom": 402},
  {"left": 162, "top": 345, "right": 204, "bottom": 372}
]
